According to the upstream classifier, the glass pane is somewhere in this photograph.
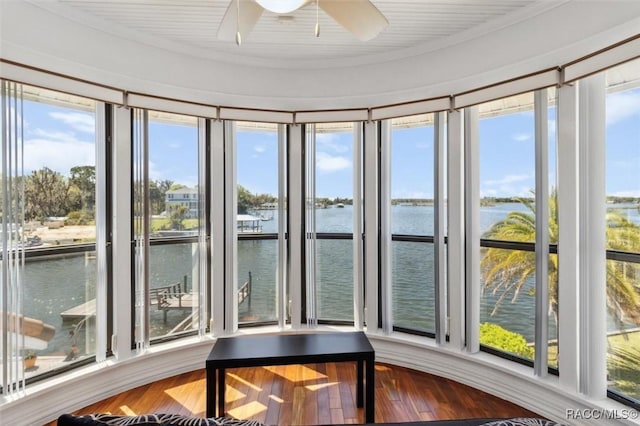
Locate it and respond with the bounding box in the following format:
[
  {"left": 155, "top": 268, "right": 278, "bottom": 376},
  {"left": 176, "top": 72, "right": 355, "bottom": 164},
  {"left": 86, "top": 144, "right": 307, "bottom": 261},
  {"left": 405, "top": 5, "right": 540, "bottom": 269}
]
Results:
[
  {"left": 548, "top": 253, "right": 558, "bottom": 368},
  {"left": 314, "top": 123, "right": 354, "bottom": 322},
  {"left": 479, "top": 93, "right": 536, "bottom": 242},
  {"left": 237, "top": 122, "right": 280, "bottom": 324},
  {"left": 148, "top": 243, "right": 199, "bottom": 339},
  {"left": 146, "top": 112, "right": 200, "bottom": 342},
  {"left": 316, "top": 239, "right": 353, "bottom": 321},
  {"left": 480, "top": 248, "right": 535, "bottom": 361},
  {"left": 20, "top": 86, "right": 97, "bottom": 376},
  {"left": 607, "top": 262, "right": 640, "bottom": 401},
  {"left": 24, "top": 252, "right": 96, "bottom": 377},
  {"left": 548, "top": 88, "right": 559, "bottom": 369},
  {"left": 390, "top": 113, "right": 436, "bottom": 334},
  {"left": 315, "top": 124, "right": 354, "bottom": 233},
  {"left": 390, "top": 114, "right": 435, "bottom": 235},
  {"left": 238, "top": 239, "right": 278, "bottom": 323},
  {"left": 22, "top": 87, "right": 97, "bottom": 245},
  {"left": 392, "top": 241, "right": 435, "bottom": 332},
  {"left": 605, "top": 59, "right": 640, "bottom": 402},
  {"left": 148, "top": 112, "right": 199, "bottom": 237}
]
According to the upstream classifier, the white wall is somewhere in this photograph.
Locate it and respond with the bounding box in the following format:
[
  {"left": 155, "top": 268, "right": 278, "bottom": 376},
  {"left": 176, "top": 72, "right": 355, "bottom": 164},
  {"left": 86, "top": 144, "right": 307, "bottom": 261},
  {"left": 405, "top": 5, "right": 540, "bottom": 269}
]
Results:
[{"left": 1, "top": 1, "right": 640, "bottom": 111}]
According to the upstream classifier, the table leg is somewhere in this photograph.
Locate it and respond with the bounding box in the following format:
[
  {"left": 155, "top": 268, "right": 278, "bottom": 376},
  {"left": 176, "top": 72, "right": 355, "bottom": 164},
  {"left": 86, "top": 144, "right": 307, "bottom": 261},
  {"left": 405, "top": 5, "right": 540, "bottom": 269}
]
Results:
[
  {"left": 206, "top": 366, "right": 215, "bottom": 417},
  {"left": 365, "top": 357, "right": 375, "bottom": 423},
  {"left": 356, "top": 359, "right": 364, "bottom": 407},
  {"left": 218, "top": 368, "right": 226, "bottom": 416}
]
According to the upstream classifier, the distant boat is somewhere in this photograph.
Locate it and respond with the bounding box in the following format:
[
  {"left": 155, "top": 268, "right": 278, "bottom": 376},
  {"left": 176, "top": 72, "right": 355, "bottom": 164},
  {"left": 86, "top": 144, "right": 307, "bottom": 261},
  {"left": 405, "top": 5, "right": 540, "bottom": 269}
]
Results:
[{"left": 336, "top": 203, "right": 345, "bottom": 208}]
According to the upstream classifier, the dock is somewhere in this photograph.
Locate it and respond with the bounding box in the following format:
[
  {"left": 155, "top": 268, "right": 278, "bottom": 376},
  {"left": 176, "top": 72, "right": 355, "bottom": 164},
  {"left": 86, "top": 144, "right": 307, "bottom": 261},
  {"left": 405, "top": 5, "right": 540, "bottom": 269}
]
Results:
[
  {"left": 61, "top": 299, "right": 96, "bottom": 320},
  {"left": 61, "top": 273, "right": 252, "bottom": 322}
]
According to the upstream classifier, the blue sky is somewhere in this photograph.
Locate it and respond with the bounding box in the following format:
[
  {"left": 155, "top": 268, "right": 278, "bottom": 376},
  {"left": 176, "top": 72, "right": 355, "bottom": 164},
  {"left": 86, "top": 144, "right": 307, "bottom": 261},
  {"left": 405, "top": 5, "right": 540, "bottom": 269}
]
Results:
[{"left": 18, "top": 88, "right": 640, "bottom": 199}]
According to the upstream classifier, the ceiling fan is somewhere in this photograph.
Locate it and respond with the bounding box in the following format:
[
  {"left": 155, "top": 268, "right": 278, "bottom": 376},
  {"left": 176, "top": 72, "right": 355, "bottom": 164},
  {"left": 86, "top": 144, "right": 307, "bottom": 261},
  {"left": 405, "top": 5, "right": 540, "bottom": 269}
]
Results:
[{"left": 218, "top": 0, "right": 389, "bottom": 44}]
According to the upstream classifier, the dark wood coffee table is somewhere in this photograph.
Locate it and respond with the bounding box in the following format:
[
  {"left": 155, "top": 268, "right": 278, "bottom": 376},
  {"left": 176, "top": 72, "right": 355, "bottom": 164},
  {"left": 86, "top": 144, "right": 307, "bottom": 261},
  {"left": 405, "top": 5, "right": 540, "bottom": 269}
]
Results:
[{"left": 206, "top": 331, "right": 375, "bottom": 423}]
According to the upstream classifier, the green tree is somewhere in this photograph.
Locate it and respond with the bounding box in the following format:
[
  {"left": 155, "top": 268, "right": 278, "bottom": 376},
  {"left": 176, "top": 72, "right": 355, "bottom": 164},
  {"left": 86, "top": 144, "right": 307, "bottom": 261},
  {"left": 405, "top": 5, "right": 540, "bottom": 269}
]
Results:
[
  {"left": 24, "top": 167, "right": 70, "bottom": 222},
  {"left": 482, "top": 191, "right": 640, "bottom": 328},
  {"left": 169, "top": 183, "right": 186, "bottom": 191},
  {"left": 237, "top": 184, "right": 253, "bottom": 214},
  {"left": 480, "top": 322, "right": 534, "bottom": 358},
  {"left": 68, "top": 165, "right": 96, "bottom": 212},
  {"left": 167, "top": 205, "right": 188, "bottom": 230}
]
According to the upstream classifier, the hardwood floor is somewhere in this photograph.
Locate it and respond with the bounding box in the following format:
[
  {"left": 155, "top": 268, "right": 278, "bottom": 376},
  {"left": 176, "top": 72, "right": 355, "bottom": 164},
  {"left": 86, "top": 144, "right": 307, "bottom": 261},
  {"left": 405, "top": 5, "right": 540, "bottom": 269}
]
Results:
[{"left": 45, "top": 363, "right": 540, "bottom": 425}]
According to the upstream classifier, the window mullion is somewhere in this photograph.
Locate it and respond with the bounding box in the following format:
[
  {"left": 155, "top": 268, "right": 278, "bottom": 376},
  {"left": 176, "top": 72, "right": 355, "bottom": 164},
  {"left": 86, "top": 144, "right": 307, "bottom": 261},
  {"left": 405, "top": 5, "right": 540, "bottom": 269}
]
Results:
[
  {"left": 363, "top": 120, "right": 379, "bottom": 332},
  {"left": 112, "top": 105, "right": 133, "bottom": 360},
  {"left": 464, "top": 107, "right": 480, "bottom": 353},
  {"left": 447, "top": 109, "right": 465, "bottom": 350},
  {"left": 277, "top": 124, "right": 287, "bottom": 328},
  {"left": 434, "top": 111, "right": 447, "bottom": 344},
  {"left": 95, "top": 102, "right": 108, "bottom": 361},
  {"left": 353, "top": 122, "right": 364, "bottom": 330},
  {"left": 557, "top": 83, "right": 580, "bottom": 392},
  {"left": 578, "top": 74, "right": 607, "bottom": 397},
  {"left": 224, "top": 121, "right": 238, "bottom": 334},
  {"left": 534, "top": 89, "right": 550, "bottom": 376},
  {"left": 288, "top": 124, "right": 304, "bottom": 329},
  {"left": 379, "top": 120, "right": 393, "bottom": 333},
  {"left": 210, "top": 120, "right": 225, "bottom": 336}
]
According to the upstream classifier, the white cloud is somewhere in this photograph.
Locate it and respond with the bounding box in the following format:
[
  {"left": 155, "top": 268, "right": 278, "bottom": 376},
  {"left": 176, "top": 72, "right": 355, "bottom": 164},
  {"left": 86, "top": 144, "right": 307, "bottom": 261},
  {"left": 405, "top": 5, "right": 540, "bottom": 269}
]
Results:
[
  {"left": 415, "top": 142, "right": 431, "bottom": 150},
  {"left": 316, "top": 152, "right": 351, "bottom": 173},
  {"left": 49, "top": 112, "right": 95, "bottom": 133},
  {"left": 24, "top": 137, "right": 94, "bottom": 174},
  {"left": 606, "top": 91, "right": 640, "bottom": 125},
  {"left": 316, "top": 132, "right": 349, "bottom": 153},
  {"left": 148, "top": 160, "right": 162, "bottom": 181},
  {"left": 29, "top": 128, "right": 79, "bottom": 143},
  {"left": 482, "top": 174, "right": 533, "bottom": 197},
  {"left": 393, "top": 190, "right": 432, "bottom": 199},
  {"left": 512, "top": 133, "right": 531, "bottom": 142},
  {"left": 484, "top": 174, "right": 530, "bottom": 186},
  {"left": 254, "top": 145, "right": 266, "bottom": 153},
  {"left": 168, "top": 143, "right": 181, "bottom": 149},
  {"left": 611, "top": 190, "right": 640, "bottom": 197}
]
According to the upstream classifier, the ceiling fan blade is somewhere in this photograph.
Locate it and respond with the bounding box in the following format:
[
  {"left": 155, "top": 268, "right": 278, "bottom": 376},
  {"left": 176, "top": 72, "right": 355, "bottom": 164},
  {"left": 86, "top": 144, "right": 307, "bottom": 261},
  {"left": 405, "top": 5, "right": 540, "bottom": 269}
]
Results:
[
  {"left": 319, "top": 0, "right": 388, "bottom": 41},
  {"left": 217, "top": 0, "right": 264, "bottom": 41}
]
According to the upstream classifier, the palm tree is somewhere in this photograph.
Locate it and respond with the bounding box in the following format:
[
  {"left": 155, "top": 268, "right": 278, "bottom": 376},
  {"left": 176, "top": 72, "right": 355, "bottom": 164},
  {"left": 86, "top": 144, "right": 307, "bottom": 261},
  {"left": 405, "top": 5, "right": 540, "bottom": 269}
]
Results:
[{"left": 481, "top": 192, "right": 640, "bottom": 329}]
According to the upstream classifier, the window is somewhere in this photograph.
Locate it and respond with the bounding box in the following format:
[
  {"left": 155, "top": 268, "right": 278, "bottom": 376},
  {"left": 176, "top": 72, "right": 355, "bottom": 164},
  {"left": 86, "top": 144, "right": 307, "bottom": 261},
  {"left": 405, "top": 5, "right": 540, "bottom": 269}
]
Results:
[
  {"left": 605, "top": 59, "right": 640, "bottom": 404},
  {"left": 133, "top": 110, "right": 203, "bottom": 343},
  {"left": 389, "top": 114, "right": 436, "bottom": 333},
  {"left": 2, "top": 84, "right": 100, "bottom": 381},
  {"left": 236, "top": 122, "right": 282, "bottom": 324},
  {"left": 307, "top": 123, "right": 355, "bottom": 323},
  {"left": 478, "top": 92, "right": 538, "bottom": 361}
]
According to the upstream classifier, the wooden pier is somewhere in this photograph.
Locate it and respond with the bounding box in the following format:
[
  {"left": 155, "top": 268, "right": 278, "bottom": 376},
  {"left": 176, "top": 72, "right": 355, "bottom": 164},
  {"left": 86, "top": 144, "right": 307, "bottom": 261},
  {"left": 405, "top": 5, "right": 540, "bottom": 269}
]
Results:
[
  {"left": 61, "top": 273, "right": 253, "bottom": 323},
  {"left": 61, "top": 299, "right": 96, "bottom": 320}
]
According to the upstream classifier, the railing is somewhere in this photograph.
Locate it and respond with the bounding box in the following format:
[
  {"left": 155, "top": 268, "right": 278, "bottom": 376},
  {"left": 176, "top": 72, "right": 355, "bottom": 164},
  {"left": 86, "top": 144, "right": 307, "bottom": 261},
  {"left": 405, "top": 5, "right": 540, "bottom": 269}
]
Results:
[{"left": 238, "top": 271, "right": 252, "bottom": 310}]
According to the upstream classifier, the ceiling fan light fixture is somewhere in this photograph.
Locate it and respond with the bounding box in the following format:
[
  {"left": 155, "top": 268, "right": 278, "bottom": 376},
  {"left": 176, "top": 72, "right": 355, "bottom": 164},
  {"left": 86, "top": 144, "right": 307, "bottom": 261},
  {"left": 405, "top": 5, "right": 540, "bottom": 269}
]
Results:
[{"left": 256, "top": 0, "right": 307, "bottom": 14}]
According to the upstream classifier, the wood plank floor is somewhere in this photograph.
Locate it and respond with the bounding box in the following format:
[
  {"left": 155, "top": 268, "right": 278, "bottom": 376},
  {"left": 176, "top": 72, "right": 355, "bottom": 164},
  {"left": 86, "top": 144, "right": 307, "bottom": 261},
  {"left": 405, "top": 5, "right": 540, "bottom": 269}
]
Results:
[{"left": 45, "top": 363, "right": 540, "bottom": 425}]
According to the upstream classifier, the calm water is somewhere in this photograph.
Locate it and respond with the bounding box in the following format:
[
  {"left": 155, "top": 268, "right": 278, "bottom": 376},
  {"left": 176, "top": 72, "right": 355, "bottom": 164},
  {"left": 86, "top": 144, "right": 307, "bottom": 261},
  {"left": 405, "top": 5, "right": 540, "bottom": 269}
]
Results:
[{"left": 24, "top": 203, "right": 640, "bottom": 356}]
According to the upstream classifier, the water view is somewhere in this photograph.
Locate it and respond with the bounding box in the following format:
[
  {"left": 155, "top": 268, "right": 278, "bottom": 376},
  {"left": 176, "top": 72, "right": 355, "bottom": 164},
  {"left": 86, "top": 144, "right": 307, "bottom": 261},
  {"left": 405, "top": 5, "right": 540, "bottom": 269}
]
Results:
[{"left": 26, "top": 202, "right": 640, "bottom": 362}]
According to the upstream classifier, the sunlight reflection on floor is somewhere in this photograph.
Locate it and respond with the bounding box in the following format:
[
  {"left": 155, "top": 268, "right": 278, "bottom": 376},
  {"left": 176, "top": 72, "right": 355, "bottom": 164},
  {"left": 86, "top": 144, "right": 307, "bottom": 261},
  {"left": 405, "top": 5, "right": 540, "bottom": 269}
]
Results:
[
  {"left": 263, "top": 365, "right": 327, "bottom": 382},
  {"left": 119, "top": 406, "right": 136, "bottom": 416},
  {"left": 305, "top": 381, "right": 338, "bottom": 391},
  {"left": 228, "top": 372, "right": 262, "bottom": 391},
  {"left": 227, "top": 401, "right": 267, "bottom": 418},
  {"left": 164, "top": 379, "right": 206, "bottom": 413}
]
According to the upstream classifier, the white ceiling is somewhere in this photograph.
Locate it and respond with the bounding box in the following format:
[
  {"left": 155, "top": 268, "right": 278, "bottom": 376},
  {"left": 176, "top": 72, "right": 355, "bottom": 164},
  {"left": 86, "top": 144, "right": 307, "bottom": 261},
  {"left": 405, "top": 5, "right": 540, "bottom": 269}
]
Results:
[{"left": 53, "top": 0, "right": 548, "bottom": 62}]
